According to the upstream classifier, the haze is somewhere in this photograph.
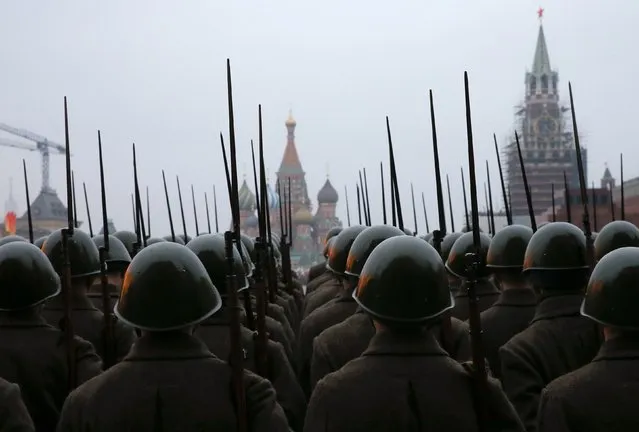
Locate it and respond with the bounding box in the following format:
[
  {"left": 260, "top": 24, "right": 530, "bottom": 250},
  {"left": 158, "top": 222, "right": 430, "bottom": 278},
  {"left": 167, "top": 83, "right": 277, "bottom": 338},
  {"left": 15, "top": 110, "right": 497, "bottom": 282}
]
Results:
[{"left": 1, "top": 1, "right": 636, "bottom": 235}]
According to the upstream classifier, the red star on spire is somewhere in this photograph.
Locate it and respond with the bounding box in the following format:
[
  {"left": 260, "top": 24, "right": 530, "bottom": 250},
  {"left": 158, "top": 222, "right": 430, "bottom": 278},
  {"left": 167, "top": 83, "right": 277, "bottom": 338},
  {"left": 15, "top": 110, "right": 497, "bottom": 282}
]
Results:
[{"left": 537, "top": 7, "right": 544, "bottom": 20}]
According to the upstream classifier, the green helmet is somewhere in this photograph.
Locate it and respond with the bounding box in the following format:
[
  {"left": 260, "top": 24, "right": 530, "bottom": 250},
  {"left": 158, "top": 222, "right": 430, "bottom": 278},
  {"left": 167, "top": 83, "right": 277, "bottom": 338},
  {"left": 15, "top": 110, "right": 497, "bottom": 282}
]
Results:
[
  {"left": 440, "top": 232, "right": 463, "bottom": 263},
  {"left": 523, "top": 222, "right": 588, "bottom": 272},
  {"left": 345, "top": 225, "right": 405, "bottom": 278},
  {"left": 177, "top": 234, "right": 192, "bottom": 244},
  {"left": 325, "top": 227, "right": 342, "bottom": 242},
  {"left": 445, "top": 232, "right": 492, "bottom": 279},
  {"left": 323, "top": 237, "right": 335, "bottom": 258},
  {"left": 145, "top": 237, "right": 167, "bottom": 246},
  {"left": 115, "top": 242, "right": 221, "bottom": 331},
  {"left": 594, "top": 221, "right": 639, "bottom": 261},
  {"left": 522, "top": 222, "right": 589, "bottom": 288},
  {"left": 92, "top": 235, "right": 132, "bottom": 273},
  {"left": 0, "top": 242, "right": 61, "bottom": 311},
  {"left": 34, "top": 236, "right": 48, "bottom": 248},
  {"left": 327, "top": 225, "right": 367, "bottom": 276},
  {"left": 163, "top": 235, "right": 186, "bottom": 245},
  {"left": 420, "top": 232, "right": 434, "bottom": 243},
  {"left": 0, "top": 235, "right": 27, "bottom": 247},
  {"left": 582, "top": 247, "right": 639, "bottom": 330},
  {"left": 42, "top": 229, "right": 100, "bottom": 279},
  {"left": 113, "top": 231, "right": 139, "bottom": 256},
  {"left": 486, "top": 225, "right": 534, "bottom": 272},
  {"left": 186, "top": 234, "right": 249, "bottom": 294},
  {"left": 354, "top": 236, "right": 452, "bottom": 322},
  {"left": 240, "top": 234, "right": 256, "bottom": 263}
]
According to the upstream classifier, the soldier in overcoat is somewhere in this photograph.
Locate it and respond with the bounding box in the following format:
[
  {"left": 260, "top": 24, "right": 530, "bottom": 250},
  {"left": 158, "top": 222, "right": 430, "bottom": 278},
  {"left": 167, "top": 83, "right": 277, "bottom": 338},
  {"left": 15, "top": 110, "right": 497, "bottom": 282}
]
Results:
[
  {"left": 304, "top": 236, "right": 524, "bottom": 432},
  {"left": 57, "top": 242, "right": 289, "bottom": 431}
]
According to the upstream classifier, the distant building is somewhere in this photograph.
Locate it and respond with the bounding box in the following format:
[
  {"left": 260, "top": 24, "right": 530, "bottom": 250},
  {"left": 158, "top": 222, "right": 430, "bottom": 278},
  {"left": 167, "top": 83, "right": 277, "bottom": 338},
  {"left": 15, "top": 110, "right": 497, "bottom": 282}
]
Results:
[
  {"left": 239, "top": 112, "right": 342, "bottom": 265},
  {"left": 503, "top": 19, "right": 586, "bottom": 226}
]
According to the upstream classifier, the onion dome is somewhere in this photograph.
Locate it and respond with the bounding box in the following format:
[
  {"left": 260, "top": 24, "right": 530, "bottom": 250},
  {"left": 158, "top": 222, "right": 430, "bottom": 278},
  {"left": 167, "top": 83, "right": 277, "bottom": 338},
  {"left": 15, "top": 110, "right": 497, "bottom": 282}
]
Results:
[
  {"left": 285, "top": 110, "right": 297, "bottom": 127},
  {"left": 317, "top": 179, "right": 338, "bottom": 204},
  {"left": 238, "top": 179, "right": 256, "bottom": 211},
  {"left": 245, "top": 213, "right": 259, "bottom": 228},
  {"left": 265, "top": 184, "right": 280, "bottom": 209},
  {"left": 294, "top": 207, "right": 314, "bottom": 225}
]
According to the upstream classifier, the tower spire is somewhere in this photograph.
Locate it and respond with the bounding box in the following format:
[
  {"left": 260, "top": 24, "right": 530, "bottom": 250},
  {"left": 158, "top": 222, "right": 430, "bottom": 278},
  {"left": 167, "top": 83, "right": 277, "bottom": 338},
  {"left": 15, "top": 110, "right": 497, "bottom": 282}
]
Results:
[{"left": 532, "top": 9, "right": 551, "bottom": 75}]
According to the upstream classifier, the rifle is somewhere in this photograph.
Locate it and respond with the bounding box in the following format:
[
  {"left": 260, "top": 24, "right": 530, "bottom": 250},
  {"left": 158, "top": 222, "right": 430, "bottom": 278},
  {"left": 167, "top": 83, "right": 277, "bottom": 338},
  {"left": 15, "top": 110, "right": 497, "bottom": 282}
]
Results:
[
  {"left": 620, "top": 154, "right": 625, "bottom": 221},
  {"left": 83, "top": 182, "right": 93, "bottom": 237},
  {"left": 483, "top": 183, "right": 491, "bottom": 235},
  {"left": 62, "top": 97, "right": 77, "bottom": 390},
  {"left": 213, "top": 185, "right": 220, "bottom": 232},
  {"left": 191, "top": 185, "right": 200, "bottom": 236},
  {"left": 568, "top": 83, "right": 593, "bottom": 268},
  {"left": 176, "top": 176, "right": 188, "bottom": 241},
  {"left": 551, "top": 183, "right": 556, "bottom": 222},
  {"left": 22, "top": 160, "right": 33, "bottom": 243},
  {"left": 161, "top": 170, "right": 176, "bottom": 242},
  {"left": 97, "top": 131, "right": 115, "bottom": 368},
  {"left": 515, "top": 132, "right": 537, "bottom": 231},
  {"left": 363, "top": 168, "right": 372, "bottom": 225},
  {"left": 486, "top": 161, "right": 496, "bottom": 234},
  {"left": 224, "top": 231, "right": 248, "bottom": 432},
  {"left": 427, "top": 90, "right": 452, "bottom": 355},
  {"left": 446, "top": 174, "right": 455, "bottom": 232},
  {"left": 564, "top": 171, "right": 572, "bottom": 224},
  {"left": 380, "top": 163, "right": 387, "bottom": 225},
  {"left": 356, "top": 185, "right": 362, "bottom": 225},
  {"left": 421, "top": 192, "right": 430, "bottom": 232},
  {"left": 410, "top": 183, "right": 418, "bottom": 235},
  {"left": 463, "top": 72, "right": 489, "bottom": 427},
  {"left": 493, "top": 134, "right": 512, "bottom": 225},
  {"left": 146, "top": 186, "right": 151, "bottom": 238},
  {"left": 386, "top": 117, "right": 404, "bottom": 230},
  {"left": 132, "top": 145, "right": 147, "bottom": 250},
  {"left": 358, "top": 171, "right": 367, "bottom": 226},
  {"left": 461, "top": 167, "right": 470, "bottom": 229},
  {"left": 204, "top": 192, "right": 212, "bottom": 234},
  {"left": 72, "top": 171, "right": 78, "bottom": 228}
]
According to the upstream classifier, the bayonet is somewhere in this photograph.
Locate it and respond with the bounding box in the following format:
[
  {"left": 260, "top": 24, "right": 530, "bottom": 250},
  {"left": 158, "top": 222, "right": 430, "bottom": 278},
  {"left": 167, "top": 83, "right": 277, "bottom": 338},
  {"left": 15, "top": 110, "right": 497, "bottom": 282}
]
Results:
[
  {"left": 494, "top": 134, "right": 512, "bottom": 225},
  {"left": 72, "top": 172, "right": 78, "bottom": 228},
  {"left": 161, "top": 171, "right": 176, "bottom": 242},
  {"left": 461, "top": 167, "right": 470, "bottom": 229},
  {"left": 191, "top": 185, "right": 199, "bottom": 236},
  {"left": 551, "top": 183, "right": 556, "bottom": 222},
  {"left": 446, "top": 174, "right": 455, "bottom": 233},
  {"left": 421, "top": 192, "right": 430, "bottom": 232},
  {"left": 204, "top": 192, "right": 212, "bottom": 234},
  {"left": 515, "top": 132, "right": 537, "bottom": 231},
  {"left": 411, "top": 183, "right": 418, "bottom": 235},
  {"left": 486, "top": 161, "right": 496, "bottom": 234},
  {"left": 22, "top": 160, "right": 33, "bottom": 243},
  {"left": 176, "top": 176, "right": 187, "bottom": 241},
  {"left": 564, "top": 171, "right": 572, "bottom": 223},
  {"left": 380, "top": 163, "right": 387, "bottom": 225},
  {"left": 620, "top": 154, "right": 625, "bottom": 220},
  {"left": 344, "top": 185, "right": 351, "bottom": 226},
  {"left": 386, "top": 117, "right": 404, "bottom": 230},
  {"left": 82, "top": 182, "right": 93, "bottom": 237},
  {"left": 356, "top": 184, "right": 362, "bottom": 225},
  {"left": 363, "top": 168, "right": 372, "bottom": 226}
]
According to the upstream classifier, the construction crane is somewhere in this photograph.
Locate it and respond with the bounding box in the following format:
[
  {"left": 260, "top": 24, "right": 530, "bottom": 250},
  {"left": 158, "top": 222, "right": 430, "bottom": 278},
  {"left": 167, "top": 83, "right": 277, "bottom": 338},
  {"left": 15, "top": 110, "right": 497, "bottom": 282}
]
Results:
[{"left": 0, "top": 123, "right": 66, "bottom": 192}]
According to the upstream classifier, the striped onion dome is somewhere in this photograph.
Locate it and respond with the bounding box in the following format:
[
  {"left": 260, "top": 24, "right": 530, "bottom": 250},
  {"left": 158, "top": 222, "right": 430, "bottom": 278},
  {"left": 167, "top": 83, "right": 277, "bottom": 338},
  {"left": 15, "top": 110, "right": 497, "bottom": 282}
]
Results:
[
  {"left": 238, "top": 179, "right": 256, "bottom": 211},
  {"left": 266, "top": 184, "right": 280, "bottom": 209}
]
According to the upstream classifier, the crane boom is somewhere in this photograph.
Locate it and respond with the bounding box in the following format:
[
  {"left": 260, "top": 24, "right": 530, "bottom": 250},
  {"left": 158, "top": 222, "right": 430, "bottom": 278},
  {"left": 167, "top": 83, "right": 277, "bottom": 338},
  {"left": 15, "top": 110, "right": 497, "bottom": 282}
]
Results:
[{"left": 0, "top": 122, "right": 67, "bottom": 192}]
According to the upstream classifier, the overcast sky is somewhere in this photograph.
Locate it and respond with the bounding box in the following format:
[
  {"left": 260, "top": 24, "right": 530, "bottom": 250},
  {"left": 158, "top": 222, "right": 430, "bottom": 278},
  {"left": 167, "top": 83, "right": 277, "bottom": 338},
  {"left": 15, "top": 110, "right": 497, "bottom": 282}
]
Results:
[{"left": 1, "top": 0, "right": 637, "bottom": 236}]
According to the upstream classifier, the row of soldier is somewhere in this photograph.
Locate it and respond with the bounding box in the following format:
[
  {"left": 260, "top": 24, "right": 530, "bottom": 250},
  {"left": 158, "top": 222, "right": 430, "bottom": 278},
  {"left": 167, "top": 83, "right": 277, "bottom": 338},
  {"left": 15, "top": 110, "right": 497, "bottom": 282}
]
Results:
[{"left": 0, "top": 215, "right": 637, "bottom": 430}]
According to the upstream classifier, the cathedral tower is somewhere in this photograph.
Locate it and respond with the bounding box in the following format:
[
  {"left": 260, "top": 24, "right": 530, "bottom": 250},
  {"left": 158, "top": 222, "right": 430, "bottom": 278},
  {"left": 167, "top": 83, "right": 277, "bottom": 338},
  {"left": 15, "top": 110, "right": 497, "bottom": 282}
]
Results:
[{"left": 504, "top": 12, "right": 586, "bottom": 222}]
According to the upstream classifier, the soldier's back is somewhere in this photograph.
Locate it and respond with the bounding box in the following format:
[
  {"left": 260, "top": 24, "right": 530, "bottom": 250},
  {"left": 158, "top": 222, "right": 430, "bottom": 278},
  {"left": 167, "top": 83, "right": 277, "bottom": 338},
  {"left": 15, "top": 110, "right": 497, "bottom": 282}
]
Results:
[
  {"left": 305, "top": 331, "right": 523, "bottom": 432},
  {"left": 305, "top": 271, "right": 331, "bottom": 295},
  {"left": 452, "top": 279, "right": 500, "bottom": 321},
  {"left": 307, "top": 262, "right": 326, "bottom": 284},
  {"left": 499, "top": 294, "right": 602, "bottom": 432},
  {"left": 0, "top": 315, "right": 102, "bottom": 431},
  {"left": 303, "top": 276, "right": 342, "bottom": 318},
  {"left": 480, "top": 288, "right": 536, "bottom": 379},
  {"left": 537, "top": 336, "right": 639, "bottom": 432},
  {"left": 43, "top": 295, "right": 136, "bottom": 362},
  {"left": 297, "top": 291, "right": 358, "bottom": 396},
  {"left": 57, "top": 333, "right": 290, "bottom": 432},
  {"left": 195, "top": 313, "right": 306, "bottom": 431}
]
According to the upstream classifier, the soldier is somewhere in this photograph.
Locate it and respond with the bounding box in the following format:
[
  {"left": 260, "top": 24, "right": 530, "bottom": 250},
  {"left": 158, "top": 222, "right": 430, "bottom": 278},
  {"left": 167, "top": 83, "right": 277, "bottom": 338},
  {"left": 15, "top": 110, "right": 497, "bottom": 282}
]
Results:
[
  {"left": 188, "top": 234, "right": 306, "bottom": 430},
  {"left": 57, "top": 242, "right": 289, "bottom": 431},
  {"left": 305, "top": 237, "right": 337, "bottom": 296},
  {"left": 0, "top": 241, "right": 101, "bottom": 431},
  {"left": 0, "top": 235, "right": 27, "bottom": 246},
  {"left": 304, "top": 236, "right": 524, "bottom": 432},
  {"left": 302, "top": 226, "right": 366, "bottom": 318},
  {"left": 0, "top": 376, "right": 36, "bottom": 431},
  {"left": 537, "top": 247, "right": 639, "bottom": 431},
  {"left": 112, "top": 230, "right": 138, "bottom": 257},
  {"left": 499, "top": 222, "right": 602, "bottom": 432},
  {"left": 307, "top": 227, "right": 342, "bottom": 284},
  {"left": 34, "top": 236, "right": 48, "bottom": 248},
  {"left": 446, "top": 231, "right": 499, "bottom": 320},
  {"left": 298, "top": 225, "right": 403, "bottom": 396},
  {"left": 593, "top": 220, "right": 639, "bottom": 262},
  {"left": 41, "top": 229, "right": 136, "bottom": 363},
  {"left": 439, "top": 232, "right": 463, "bottom": 296},
  {"left": 482, "top": 225, "right": 536, "bottom": 379},
  {"left": 87, "top": 234, "right": 132, "bottom": 312}
]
